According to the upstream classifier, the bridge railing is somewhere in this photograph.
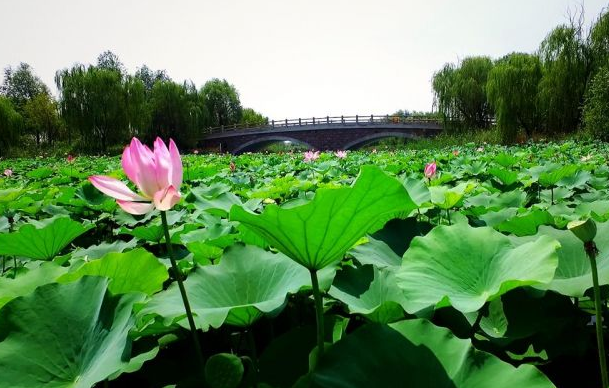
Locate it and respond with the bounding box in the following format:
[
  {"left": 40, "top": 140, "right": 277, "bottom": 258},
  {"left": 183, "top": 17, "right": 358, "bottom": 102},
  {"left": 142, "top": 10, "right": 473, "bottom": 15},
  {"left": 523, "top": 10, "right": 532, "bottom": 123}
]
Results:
[{"left": 203, "top": 114, "right": 440, "bottom": 134}]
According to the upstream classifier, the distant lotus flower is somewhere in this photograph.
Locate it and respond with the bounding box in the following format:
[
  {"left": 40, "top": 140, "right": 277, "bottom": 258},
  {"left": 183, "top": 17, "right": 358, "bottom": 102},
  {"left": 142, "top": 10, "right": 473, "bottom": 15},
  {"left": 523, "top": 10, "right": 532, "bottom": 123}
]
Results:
[
  {"left": 67, "top": 154, "right": 75, "bottom": 164},
  {"left": 3, "top": 169, "right": 12, "bottom": 177},
  {"left": 230, "top": 161, "right": 236, "bottom": 172},
  {"left": 335, "top": 150, "right": 347, "bottom": 159},
  {"left": 453, "top": 150, "right": 459, "bottom": 156},
  {"left": 424, "top": 162, "right": 437, "bottom": 179},
  {"left": 372, "top": 148, "right": 377, "bottom": 154},
  {"left": 194, "top": 149, "right": 199, "bottom": 155},
  {"left": 303, "top": 150, "right": 320, "bottom": 162},
  {"left": 89, "top": 137, "right": 183, "bottom": 215},
  {"left": 477, "top": 147, "right": 484, "bottom": 152}
]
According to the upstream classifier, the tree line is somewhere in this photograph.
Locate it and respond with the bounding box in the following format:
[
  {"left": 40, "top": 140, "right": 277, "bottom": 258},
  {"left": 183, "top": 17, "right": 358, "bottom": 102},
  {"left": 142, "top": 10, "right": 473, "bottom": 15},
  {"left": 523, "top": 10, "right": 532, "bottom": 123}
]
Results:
[
  {"left": 0, "top": 51, "right": 268, "bottom": 156},
  {"left": 432, "top": 7, "right": 609, "bottom": 142}
]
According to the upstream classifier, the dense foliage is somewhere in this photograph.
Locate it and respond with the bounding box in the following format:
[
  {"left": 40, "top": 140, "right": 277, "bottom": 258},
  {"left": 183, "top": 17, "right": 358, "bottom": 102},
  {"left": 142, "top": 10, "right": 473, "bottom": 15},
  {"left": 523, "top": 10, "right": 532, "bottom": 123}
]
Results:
[
  {"left": 0, "top": 141, "right": 608, "bottom": 387},
  {"left": 0, "top": 51, "right": 266, "bottom": 155},
  {"left": 433, "top": 7, "right": 609, "bottom": 141}
]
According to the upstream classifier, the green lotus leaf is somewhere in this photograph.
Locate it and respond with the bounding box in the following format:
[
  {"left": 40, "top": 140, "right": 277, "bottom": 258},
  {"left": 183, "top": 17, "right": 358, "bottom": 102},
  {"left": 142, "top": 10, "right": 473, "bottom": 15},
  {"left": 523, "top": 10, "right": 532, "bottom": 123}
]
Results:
[
  {"left": 305, "top": 319, "right": 555, "bottom": 388},
  {"left": 396, "top": 223, "right": 560, "bottom": 313},
  {"left": 0, "top": 277, "right": 147, "bottom": 387},
  {"left": 0, "top": 262, "right": 68, "bottom": 309},
  {"left": 496, "top": 210, "right": 555, "bottom": 236},
  {"left": 230, "top": 166, "right": 417, "bottom": 270},
  {"left": 538, "top": 165, "right": 578, "bottom": 187},
  {"left": 58, "top": 248, "right": 168, "bottom": 295},
  {"left": 348, "top": 236, "right": 402, "bottom": 267},
  {"left": 0, "top": 216, "right": 94, "bottom": 260},
  {"left": 488, "top": 167, "right": 519, "bottom": 186},
  {"left": 329, "top": 265, "right": 407, "bottom": 323},
  {"left": 141, "top": 244, "right": 310, "bottom": 329},
  {"left": 526, "top": 223, "right": 609, "bottom": 297}
]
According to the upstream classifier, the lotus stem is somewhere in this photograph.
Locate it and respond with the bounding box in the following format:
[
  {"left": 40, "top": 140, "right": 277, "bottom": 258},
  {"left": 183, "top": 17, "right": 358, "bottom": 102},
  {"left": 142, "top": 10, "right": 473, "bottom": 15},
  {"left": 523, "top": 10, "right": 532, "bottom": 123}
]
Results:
[
  {"left": 309, "top": 269, "right": 325, "bottom": 365},
  {"left": 160, "top": 211, "right": 205, "bottom": 371},
  {"left": 585, "top": 241, "right": 608, "bottom": 388}
]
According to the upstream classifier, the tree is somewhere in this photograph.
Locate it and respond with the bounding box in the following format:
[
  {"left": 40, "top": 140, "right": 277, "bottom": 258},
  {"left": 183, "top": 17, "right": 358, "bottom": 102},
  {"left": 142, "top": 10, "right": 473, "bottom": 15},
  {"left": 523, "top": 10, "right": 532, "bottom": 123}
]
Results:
[
  {"left": 201, "top": 78, "right": 242, "bottom": 127},
  {"left": 147, "top": 80, "right": 208, "bottom": 146},
  {"left": 583, "top": 64, "right": 609, "bottom": 139},
  {"left": 0, "top": 97, "right": 23, "bottom": 156},
  {"left": 487, "top": 53, "right": 543, "bottom": 141},
  {"left": 23, "top": 93, "right": 62, "bottom": 146},
  {"left": 1, "top": 63, "right": 49, "bottom": 111},
  {"left": 538, "top": 23, "right": 590, "bottom": 133},
  {"left": 432, "top": 56, "right": 494, "bottom": 130},
  {"left": 96, "top": 51, "right": 126, "bottom": 75},
  {"left": 135, "top": 65, "right": 170, "bottom": 92},
  {"left": 240, "top": 108, "right": 268, "bottom": 126},
  {"left": 55, "top": 65, "right": 130, "bottom": 153}
]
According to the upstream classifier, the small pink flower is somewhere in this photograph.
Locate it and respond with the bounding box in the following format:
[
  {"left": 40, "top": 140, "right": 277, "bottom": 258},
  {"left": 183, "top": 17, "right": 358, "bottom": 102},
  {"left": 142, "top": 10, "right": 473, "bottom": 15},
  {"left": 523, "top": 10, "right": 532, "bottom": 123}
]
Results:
[
  {"left": 452, "top": 150, "right": 459, "bottom": 157},
  {"left": 303, "top": 150, "right": 320, "bottom": 162},
  {"left": 89, "top": 137, "right": 183, "bottom": 215},
  {"left": 334, "top": 150, "right": 347, "bottom": 159},
  {"left": 3, "top": 169, "right": 12, "bottom": 177},
  {"left": 67, "top": 154, "right": 75, "bottom": 164},
  {"left": 230, "top": 161, "right": 236, "bottom": 172},
  {"left": 193, "top": 149, "right": 199, "bottom": 155},
  {"left": 424, "top": 162, "right": 437, "bottom": 179}
]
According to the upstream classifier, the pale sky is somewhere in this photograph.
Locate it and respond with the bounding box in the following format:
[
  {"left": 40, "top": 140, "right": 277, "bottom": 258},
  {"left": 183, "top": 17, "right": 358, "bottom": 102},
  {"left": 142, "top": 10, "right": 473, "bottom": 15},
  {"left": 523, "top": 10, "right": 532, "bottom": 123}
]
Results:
[{"left": 1, "top": 0, "right": 607, "bottom": 119}]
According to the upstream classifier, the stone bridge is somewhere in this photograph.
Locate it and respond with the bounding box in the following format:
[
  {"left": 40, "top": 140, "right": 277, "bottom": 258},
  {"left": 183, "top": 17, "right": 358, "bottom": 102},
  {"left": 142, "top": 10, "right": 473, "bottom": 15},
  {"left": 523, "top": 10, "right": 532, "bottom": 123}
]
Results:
[{"left": 198, "top": 115, "right": 442, "bottom": 154}]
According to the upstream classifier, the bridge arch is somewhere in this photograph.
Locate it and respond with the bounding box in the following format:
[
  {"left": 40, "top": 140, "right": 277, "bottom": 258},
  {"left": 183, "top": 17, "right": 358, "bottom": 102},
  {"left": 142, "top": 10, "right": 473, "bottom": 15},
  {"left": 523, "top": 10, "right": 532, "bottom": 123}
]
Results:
[
  {"left": 342, "top": 132, "right": 421, "bottom": 150},
  {"left": 232, "top": 136, "right": 314, "bottom": 154}
]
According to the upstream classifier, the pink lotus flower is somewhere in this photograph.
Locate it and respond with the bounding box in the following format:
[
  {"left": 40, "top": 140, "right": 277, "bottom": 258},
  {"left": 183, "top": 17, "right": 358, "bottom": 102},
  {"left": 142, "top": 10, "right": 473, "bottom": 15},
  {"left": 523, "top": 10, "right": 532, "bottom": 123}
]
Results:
[
  {"left": 193, "top": 149, "right": 199, "bottom": 155},
  {"left": 229, "top": 161, "right": 236, "bottom": 172},
  {"left": 424, "top": 162, "right": 437, "bottom": 179},
  {"left": 452, "top": 150, "right": 459, "bottom": 157},
  {"left": 334, "top": 150, "right": 347, "bottom": 159},
  {"left": 89, "top": 137, "right": 183, "bottom": 215},
  {"left": 303, "top": 150, "right": 320, "bottom": 162},
  {"left": 67, "top": 154, "right": 75, "bottom": 164},
  {"left": 3, "top": 169, "right": 12, "bottom": 177}
]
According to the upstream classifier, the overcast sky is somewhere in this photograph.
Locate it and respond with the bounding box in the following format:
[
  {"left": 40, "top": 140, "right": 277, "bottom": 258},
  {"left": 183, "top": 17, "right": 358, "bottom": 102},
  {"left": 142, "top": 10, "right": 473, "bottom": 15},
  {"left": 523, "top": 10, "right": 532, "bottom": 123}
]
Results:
[{"left": 1, "top": 0, "right": 607, "bottom": 119}]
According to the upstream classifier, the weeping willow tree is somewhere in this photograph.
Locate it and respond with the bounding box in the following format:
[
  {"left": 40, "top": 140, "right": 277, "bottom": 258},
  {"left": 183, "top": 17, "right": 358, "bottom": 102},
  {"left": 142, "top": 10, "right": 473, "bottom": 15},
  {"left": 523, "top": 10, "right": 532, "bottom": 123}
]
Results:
[
  {"left": 589, "top": 8, "right": 609, "bottom": 73},
  {"left": 432, "top": 56, "right": 494, "bottom": 131},
  {"left": 147, "top": 80, "right": 209, "bottom": 147},
  {"left": 0, "top": 96, "right": 23, "bottom": 156},
  {"left": 487, "top": 53, "right": 543, "bottom": 142},
  {"left": 583, "top": 64, "right": 609, "bottom": 139},
  {"left": 55, "top": 65, "right": 144, "bottom": 153},
  {"left": 538, "top": 22, "right": 590, "bottom": 134},
  {"left": 240, "top": 108, "right": 268, "bottom": 127},
  {"left": 201, "top": 78, "right": 243, "bottom": 127}
]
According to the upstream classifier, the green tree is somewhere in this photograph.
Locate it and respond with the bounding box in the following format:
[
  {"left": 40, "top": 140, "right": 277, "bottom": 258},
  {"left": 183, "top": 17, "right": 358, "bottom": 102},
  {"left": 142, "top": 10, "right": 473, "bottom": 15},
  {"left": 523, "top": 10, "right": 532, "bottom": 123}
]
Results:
[
  {"left": 487, "top": 53, "right": 543, "bottom": 141},
  {"left": 538, "top": 24, "right": 590, "bottom": 133},
  {"left": 1, "top": 63, "right": 49, "bottom": 111},
  {"left": 201, "top": 78, "right": 242, "bottom": 127},
  {"left": 55, "top": 65, "right": 130, "bottom": 153},
  {"left": 240, "top": 108, "right": 268, "bottom": 126},
  {"left": 96, "top": 51, "right": 126, "bottom": 76},
  {"left": 589, "top": 8, "right": 609, "bottom": 73},
  {"left": 0, "top": 97, "right": 23, "bottom": 156},
  {"left": 432, "top": 56, "right": 494, "bottom": 130},
  {"left": 583, "top": 64, "right": 609, "bottom": 139},
  {"left": 148, "top": 80, "right": 208, "bottom": 146},
  {"left": 135, "top": 65, "right": 170, "bottom": 92},
  {"left": 23, "top": 93, "right": 62, "bottom": 146}
]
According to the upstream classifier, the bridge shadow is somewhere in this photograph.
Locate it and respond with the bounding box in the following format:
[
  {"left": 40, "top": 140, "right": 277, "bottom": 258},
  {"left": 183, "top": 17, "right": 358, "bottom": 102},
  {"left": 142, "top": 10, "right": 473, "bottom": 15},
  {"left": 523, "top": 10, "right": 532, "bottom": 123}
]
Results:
[{"left": 233, "top": 136, "right": 314, "bottom": 154}]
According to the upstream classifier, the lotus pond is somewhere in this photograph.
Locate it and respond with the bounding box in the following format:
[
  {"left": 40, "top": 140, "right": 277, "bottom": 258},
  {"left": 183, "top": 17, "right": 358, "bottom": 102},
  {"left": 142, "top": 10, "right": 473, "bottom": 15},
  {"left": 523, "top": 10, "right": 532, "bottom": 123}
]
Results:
[{"left": 0, "top": 140, "right": 608, "bottom": 388}]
